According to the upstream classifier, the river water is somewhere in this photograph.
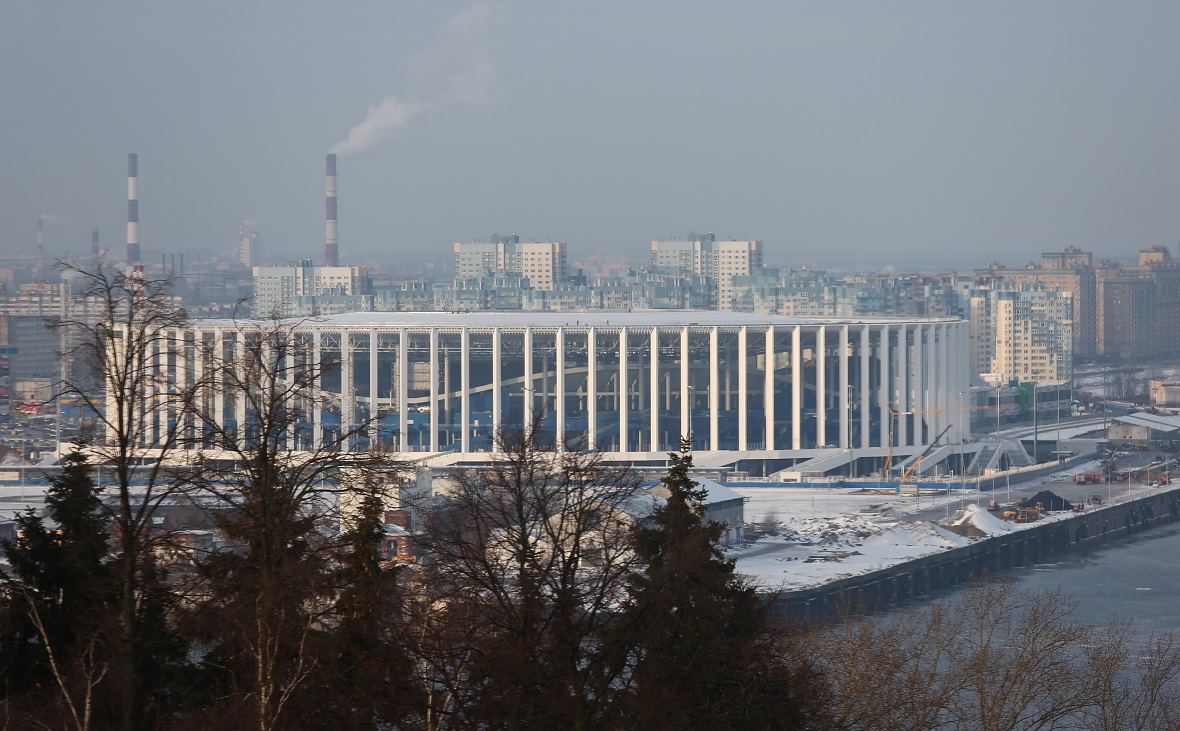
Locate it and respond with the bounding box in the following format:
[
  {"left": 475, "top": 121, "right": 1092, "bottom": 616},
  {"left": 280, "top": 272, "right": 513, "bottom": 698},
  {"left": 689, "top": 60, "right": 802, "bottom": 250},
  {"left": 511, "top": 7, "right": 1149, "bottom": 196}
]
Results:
[{"left": 956, "top": 521, "right": 1180, "bottom": 635}]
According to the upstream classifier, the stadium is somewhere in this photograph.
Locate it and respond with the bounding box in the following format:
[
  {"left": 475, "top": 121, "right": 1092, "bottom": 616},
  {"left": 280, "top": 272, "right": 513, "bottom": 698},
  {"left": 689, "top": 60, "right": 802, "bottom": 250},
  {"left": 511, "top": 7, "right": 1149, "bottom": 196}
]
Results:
[{"left": 153, "top": 312, "right": 971, "bottom": 477}]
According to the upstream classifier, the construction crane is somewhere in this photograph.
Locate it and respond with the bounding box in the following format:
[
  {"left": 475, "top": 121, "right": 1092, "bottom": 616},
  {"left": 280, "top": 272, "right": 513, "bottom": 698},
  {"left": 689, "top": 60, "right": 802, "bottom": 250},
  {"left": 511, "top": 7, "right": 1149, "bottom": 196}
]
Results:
[{"left": 898, "top": 424, "right": 954, "bottom": 483}]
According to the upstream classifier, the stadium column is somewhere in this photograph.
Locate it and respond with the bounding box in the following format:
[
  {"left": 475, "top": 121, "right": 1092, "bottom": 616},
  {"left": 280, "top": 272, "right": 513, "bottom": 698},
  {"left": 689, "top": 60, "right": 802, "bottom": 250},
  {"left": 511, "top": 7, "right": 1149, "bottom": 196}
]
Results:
[
  {"left": 877, "top": 325, "right": 889, "bottom": 449},
  {"left": 839, "top": 325, "right": 849, "bottom": 449},
  {"left": 398, "top": 328, "right": 408, "bottom": 452},
  {"left": 680, "top": 327, "right": 690, "bottom": 445},
  {"left": 171, "top": 328, "right": 184, "bottom": 445},
  {"left": 555, "top": 327, "right": 565, "bottom": 451},
  {"left": 587, "top": 327, "right": 597, "bottom": 451},
  {"left": 284, "top": 331, "right": 295, "bottom": 450},
  {"left": 214, "top": 328, "right": 226, "bottom": 446},
  {"left": 430, "top": 328, "right": 439, "bottom": 453},
  {"left": 461, "top": 328, "right": 471, "bottom": 453},
  {"left": 492, "top": 327, "right": 502, "bottom": 452},
  {"left": 738, "top": 326, "right": 748, "bottom": 451},
  {"left": 817, "top": 326, "right": 826, "bottom": 449},
  {"left": 709, "top": 326, "right": 719, "bottom": 451},
  {"left": 618, "top": 327, "right": 628, "bottom": 453},
  {"left": 342, "top": 331, "right": 353, "bottom": 450},
  {"left": 860, "top": 326, "right": 871, "bottom": 450},
  {"left": 915, "top": 323, "right": 925, "bottom": 444},
  {"left": 235, "top": 333, "right": 247, "bottom": 447},
  {"left": 194, "top": 329, "right": 206, "bottom": 447},
  {"left": 898, "top": 324, "right": 908, "bottom": 447},
  {"left": 312, "top": 329, "right": 323, "bottom": 450},
  {"left": 764, "top": 326, "right": 775, "bottom": 451},
  {"left": 650, "top": 326, "right": 659, "bottom": 452},
  {"left": 369, "top": 328, "right": 379, "bottom": 449},
  {"left": 524, "top": 327, "right": 534, "bottom": 423},
  {"left": 792, "top": 325, "right": 802, "bottom": 450}
]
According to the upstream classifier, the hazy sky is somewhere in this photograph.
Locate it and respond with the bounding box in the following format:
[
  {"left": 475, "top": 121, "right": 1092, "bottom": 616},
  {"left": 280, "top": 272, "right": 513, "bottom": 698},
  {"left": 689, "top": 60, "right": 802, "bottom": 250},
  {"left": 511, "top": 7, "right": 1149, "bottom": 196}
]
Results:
[{"left": 3, "top": 1, "right": 1179, "bottom": 271}]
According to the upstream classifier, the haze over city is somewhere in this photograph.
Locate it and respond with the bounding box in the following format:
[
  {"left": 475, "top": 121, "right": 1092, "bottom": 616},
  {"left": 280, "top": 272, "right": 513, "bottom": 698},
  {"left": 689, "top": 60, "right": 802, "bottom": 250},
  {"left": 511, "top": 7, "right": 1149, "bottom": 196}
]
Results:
[{"left": 3, "top": 1, "right": 1179, "bottom": 269}]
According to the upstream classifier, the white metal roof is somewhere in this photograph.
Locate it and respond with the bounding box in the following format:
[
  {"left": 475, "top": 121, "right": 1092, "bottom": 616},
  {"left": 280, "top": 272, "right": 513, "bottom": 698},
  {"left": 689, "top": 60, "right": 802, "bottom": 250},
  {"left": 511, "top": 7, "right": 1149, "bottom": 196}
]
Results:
[{"left": 1113, "top": 412, "right": 1180, "bottom": 433}]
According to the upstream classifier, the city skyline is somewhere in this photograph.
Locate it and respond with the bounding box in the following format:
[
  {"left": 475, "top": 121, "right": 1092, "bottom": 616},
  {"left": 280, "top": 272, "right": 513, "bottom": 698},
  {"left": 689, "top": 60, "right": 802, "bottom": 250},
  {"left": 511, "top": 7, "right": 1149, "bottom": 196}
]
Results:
[{"left": 3, "top": 2, "right": 1179, "bottom": 269}]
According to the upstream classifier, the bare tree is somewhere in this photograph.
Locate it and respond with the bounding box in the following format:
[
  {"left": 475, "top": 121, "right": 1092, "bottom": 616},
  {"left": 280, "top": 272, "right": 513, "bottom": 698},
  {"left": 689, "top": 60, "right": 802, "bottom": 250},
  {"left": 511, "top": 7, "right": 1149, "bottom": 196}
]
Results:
[
  {"left": 177, "top": 316, "right": 396, "bottom": 730},
  {"left": 53, "top": 262, "right": 197, "bottom": 731},
  {"left": 1075, "top": 619, "right": 1180, "bottom": 731},
  {"left": 409, "top": 423, "right": 647, "bottom": 730}
]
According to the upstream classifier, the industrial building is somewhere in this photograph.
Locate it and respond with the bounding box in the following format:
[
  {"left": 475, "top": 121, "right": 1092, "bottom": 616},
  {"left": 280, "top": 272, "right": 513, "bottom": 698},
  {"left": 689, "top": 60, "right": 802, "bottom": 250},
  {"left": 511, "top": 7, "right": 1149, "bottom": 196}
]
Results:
[{"left": 130, "top": 312, "right": 970, "bottom": 474}]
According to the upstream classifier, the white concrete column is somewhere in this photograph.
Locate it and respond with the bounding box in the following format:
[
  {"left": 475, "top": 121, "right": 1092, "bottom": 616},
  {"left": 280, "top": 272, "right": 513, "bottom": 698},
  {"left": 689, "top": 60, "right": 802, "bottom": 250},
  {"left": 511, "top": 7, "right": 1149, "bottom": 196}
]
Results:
[
  {"left": 283, "top": 331, "right": 295, "bottom": 451},
  {"left": 792, "top": 326, "right": 802, "bottom": 450},
  {"left": 398, "top": 328, "right": 408, "bottom": 452},
  {"left": 429, "top": 328, "right": 439, "bottom": 453},
  {"left": 915, "top": 323, "right": 925, "bottom": 444},
  {"left": 877, "top": 325, "right": 889, "bottom": 449},
  {"left": 342, "top": 331, "right": 354, "bottom": 450},
  {"left": 524, "top": 327, "right": 534, "bottom": 420},
  {"left": 898, "top": 324, "right": 908, "bottom": 447},
  {"left": 587, "top": 327, "right": 597, "bottom": 451},
  {"left": 709, "top": 327, "right": 719, "bottom": 451},
  {"left": 555, "top": 328, "right": 565, "bottom": 451},
  {"left": 816, "top": 326, "right": 826, "bottom": 449},
  {"left": 312, "top": 329, "right": 323, "bottom": 450},
  {"left": 194, "top": 329, "right": 207, "bottom": 447},
  {"left": 172, "top": 329, "right": 186, "bottom": 445},
  {"left": 650, "top": 327, "right": 659, "bottom": 451},
  {"left": 738, "top": 326, "right": 748, "bottom": 450},
  {"left": 369, "top": 328, "right": 379, "bottom": 449},
  {"left": 619, "top": 327, "right": 628, "bottom": 453},
  {"left": 680, "top": 327, "right": 690, "bottom": 444},
  {"left": 461, "top": 328, "right": 471, "bottom": 453},
  {"left": 839, "top": 325, "right": 849, "bottom": 449},
  {"left": 235, "top": 333, "right": 247, "bottom": 447},
  {"left": 492, "top": 328, "right": 502, "bottom": 452},
  {"left": 765, "top": 326, "right": 775, "bottom": 451},
  {"left": 214, "top": 328, "right": 226, "bottom": 444},
  {"left": 860, "top": 326, "right": 871, "bottom": 450}
]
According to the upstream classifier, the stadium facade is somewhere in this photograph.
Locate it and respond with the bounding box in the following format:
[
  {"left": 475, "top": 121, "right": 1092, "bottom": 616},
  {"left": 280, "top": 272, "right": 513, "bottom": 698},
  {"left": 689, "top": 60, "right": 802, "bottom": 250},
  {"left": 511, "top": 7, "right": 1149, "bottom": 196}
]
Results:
[{"left": 133, "top": 312, "right": 970, "bottom": 473}]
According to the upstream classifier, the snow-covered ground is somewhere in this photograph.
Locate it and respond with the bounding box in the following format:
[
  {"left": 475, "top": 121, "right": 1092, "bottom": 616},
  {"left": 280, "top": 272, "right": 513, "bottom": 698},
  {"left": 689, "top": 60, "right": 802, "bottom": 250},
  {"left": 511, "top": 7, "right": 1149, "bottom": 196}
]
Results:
[{"left": 727, "top": 461, "right": 1166, "bottom": 592}]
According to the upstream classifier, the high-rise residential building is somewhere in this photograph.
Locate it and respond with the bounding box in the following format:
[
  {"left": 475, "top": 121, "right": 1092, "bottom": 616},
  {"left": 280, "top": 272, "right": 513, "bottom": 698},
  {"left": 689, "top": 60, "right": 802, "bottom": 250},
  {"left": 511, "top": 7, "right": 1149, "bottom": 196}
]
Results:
[
  {"left": 1099, "top": 276, "right": 1156, "bottom": 361},
  {"left": 982, "top": 286, "right": 1073, "bottom": 384},
  {"left": 252, "top": 260, "right": 371, "bottom": 317},
  {"left": 651, "top": 234, "right": 762, "bottom": 310},
  {"left": 981, "top": 250, "right": 1096, "bottom": 359},
  {"left": 452, "top": 235, "right": 568, "bottom": 290}
]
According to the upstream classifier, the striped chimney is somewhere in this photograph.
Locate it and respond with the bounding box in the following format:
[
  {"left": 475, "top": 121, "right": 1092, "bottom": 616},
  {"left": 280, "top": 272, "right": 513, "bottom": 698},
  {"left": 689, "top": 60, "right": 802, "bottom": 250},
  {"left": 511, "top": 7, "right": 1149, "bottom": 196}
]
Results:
[
  {"left": 126, "top": 153, "right": 140, "bottom": 264},
  {"left": 325, "top": 153, "right": 338, "bottom": 266},
  {"left": 91, "top": 228, "right": 100, "bottom": 270}
]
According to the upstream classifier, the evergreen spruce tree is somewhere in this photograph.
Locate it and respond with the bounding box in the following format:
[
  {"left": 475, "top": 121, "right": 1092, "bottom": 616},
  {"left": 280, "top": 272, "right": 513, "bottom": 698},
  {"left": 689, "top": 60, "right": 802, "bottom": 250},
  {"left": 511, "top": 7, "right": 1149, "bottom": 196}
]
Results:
[
  {"left": 616, "top": 437, "right": 817, "bottom": 730},
  {"left": 0, "top": 449, "right": 115, "bottom": 725},
  {"left": 307, "top": 489, "right": 417, "bottom": 729}
]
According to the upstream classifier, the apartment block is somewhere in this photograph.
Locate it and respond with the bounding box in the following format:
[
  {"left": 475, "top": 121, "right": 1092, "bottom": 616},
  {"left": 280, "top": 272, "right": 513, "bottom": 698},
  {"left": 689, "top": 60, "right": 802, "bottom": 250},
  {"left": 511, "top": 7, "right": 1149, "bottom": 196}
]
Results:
[
  {"left": 453, "top": 235, "right": 568, "bottom": 291},
  {"left": 252, "top": 260, "right": 371, "bottom": 317},
  {"left": 651, "top": 234, "right": 762, "bottom": 310}
]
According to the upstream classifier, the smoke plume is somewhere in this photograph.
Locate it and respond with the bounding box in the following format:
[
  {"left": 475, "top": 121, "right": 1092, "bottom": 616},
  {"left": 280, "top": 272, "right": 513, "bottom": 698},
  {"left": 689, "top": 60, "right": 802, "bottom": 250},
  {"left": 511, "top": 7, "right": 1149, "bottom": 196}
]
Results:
[{"left": 330, "top": 2, "right": 498, "bottom": 156}]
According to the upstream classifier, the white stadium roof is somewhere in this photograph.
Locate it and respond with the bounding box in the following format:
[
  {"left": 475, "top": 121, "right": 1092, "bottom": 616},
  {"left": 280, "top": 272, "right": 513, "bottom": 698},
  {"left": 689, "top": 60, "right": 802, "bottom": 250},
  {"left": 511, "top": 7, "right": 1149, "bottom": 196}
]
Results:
[{"left": 197, "top": 311, "right": 960, "bottom": 329}]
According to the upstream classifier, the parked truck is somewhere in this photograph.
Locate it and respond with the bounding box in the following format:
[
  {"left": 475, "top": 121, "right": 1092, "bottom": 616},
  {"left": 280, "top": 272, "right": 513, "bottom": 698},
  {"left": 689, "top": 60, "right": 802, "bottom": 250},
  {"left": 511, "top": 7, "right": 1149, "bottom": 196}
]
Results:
[{"left": 1074, "top": 473, "right": 1102, "bottom": 485}]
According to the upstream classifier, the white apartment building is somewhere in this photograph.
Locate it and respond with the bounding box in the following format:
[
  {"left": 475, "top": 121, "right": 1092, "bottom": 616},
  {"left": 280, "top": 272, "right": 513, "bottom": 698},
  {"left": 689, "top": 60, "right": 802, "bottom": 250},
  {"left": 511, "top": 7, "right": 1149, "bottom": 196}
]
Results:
[
  {"left": 974, "top": 286, "right": 1073, "bottom": 384},
  {"left": 453, "top": 237, "right": 568, "bottom": 291},
  {"left": 252, "top": 261, "right": 370, "bottom": 318},
  {"left": 651, "top": 235, "right": 762, "bottom": 310}
]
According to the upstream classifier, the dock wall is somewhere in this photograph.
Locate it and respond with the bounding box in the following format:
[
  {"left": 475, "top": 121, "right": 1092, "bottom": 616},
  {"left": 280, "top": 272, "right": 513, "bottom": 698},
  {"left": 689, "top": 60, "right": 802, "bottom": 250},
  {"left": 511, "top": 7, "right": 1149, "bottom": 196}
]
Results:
[{"left": 772, "top": 485, "right": 1180, "bottom": 622}]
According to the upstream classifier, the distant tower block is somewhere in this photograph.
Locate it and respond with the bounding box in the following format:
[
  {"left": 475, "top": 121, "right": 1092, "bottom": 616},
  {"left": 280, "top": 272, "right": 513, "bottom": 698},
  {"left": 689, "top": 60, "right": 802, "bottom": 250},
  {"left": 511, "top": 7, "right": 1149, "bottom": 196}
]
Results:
[
  {"left": 325, "top": 153, "right": 338, "bottom": 266},
  {"left": 91, "top": 228, "right": 100, "bottom": 270},
  {"left": 126, "top": 153, "right": 140, "bottom": 265}
]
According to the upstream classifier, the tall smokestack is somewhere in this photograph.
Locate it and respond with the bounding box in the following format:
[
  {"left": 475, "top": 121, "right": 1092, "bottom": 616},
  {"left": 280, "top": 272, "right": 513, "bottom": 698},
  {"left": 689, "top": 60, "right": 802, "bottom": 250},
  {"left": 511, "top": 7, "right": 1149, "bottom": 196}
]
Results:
[
  {"left": 126, "top": 153, "right": 140, "bottom": 265},
  {"left": 91, "top": 228, "right": 100, "bottom": 271},
  {"left": 325, "top": 153, "right": 338, "bottom": 266}
]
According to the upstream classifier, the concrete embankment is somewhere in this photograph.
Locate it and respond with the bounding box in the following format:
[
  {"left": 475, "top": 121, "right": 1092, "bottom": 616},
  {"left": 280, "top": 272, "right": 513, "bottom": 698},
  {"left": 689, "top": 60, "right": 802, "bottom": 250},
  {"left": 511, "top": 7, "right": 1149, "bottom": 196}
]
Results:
[{"left": 772, "top": 484, "right": 1180, "bottom": 622}]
